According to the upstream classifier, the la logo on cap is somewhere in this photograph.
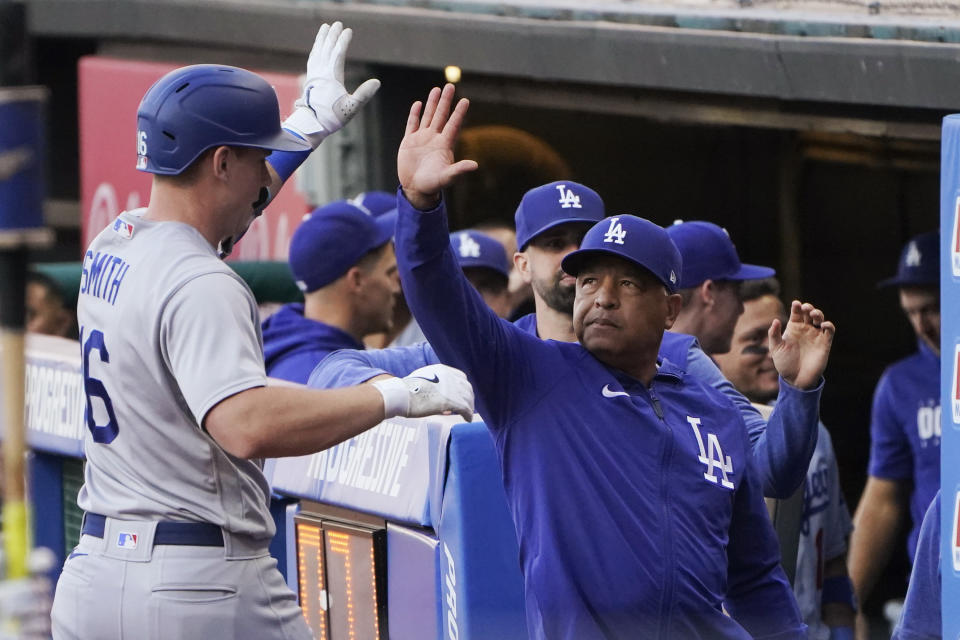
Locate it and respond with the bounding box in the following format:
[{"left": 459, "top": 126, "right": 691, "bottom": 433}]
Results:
[
  {"left": 458, "top": 234, "right": 481, "bottom": 258},
  {"left": 953, "top": 490, "right": 960, "bottom": 572},
  {"left": 556, "top": 184, "right": 582, "bottom": 209},
  {"left": 953, "top": 343, "right": 960, "bottom": 424},
  {"left": 953, "top": 195, "right": 960, "bottom": 277},
  {"left": 603, "top": 217, "right": 626, "bottom": 245}
]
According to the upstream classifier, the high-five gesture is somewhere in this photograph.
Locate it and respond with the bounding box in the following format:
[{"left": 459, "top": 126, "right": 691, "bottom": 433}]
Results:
[
  {"left": 398, "top": 84, "right": 478, "bottom": 210},
  {"left": 769, "top": 300, "right": 836, "bottom": 389}
]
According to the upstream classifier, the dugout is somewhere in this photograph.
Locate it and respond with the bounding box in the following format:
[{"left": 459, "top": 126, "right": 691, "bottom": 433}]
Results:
[{"left": 20, "top": 0, "right": 960, "bottom": 623}]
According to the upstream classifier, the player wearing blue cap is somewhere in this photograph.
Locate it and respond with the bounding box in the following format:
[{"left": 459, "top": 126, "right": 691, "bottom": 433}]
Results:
[
  {"left": 450, "top": 229, "right": 513, "bottom": 317},
  {"left": 387, "top": 83, "right": 824, "bottom": 640},
  {"left": 668, "top": 220, "right": 776, "bottom": 356},
  {"left": 51, "top": 26, "right": 474, "bottom": 640},
  {"left": 848, "top": 230, "right": 941, "bottom": 632},
  {"left": 262, "top": 200, "right": 399, "bottom": 383}
]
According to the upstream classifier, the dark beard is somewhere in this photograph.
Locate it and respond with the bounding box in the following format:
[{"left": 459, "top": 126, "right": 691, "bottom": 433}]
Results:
[{"left": 534, "top": 270, "right": 575, "bottom": 314}]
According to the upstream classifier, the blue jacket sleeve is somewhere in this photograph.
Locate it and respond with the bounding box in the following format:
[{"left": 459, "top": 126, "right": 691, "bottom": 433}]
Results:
[
  {"left": 307, "top": 342, "right": 440, "bottom": 389},
  {"left": 394, "top": 191, "right": 547, "bottom": 428},
  {"left": 892, "top": 490, "right": 941, "bottom": 640},
  {"left": 685, "top": 345, "right": 822, "bottom": 498},
  {"left": 724, "top": 434, "right": 807, "bottom": 640}
]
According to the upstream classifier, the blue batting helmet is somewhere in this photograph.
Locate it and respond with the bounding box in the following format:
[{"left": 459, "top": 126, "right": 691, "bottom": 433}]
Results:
[{"left": 135, "top": 64, "right": 311, "bottom": 175}]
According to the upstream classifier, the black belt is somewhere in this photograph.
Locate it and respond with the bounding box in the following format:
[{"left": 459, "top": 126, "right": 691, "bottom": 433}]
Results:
[{"left": 82, "top": 513, "right": 224, "bottom": 547}]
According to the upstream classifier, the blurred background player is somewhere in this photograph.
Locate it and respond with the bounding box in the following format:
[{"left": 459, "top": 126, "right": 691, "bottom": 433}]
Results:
[
  {"left": 50, "top": 25, "right": 474, "bottom": 640},
  {"left": 262, "top": 200, "right": 399, "bottom": 384},
  {"left": 449, "top": 229, "right": 512, "bottom": 318},
  {"left": 847, "top": 230, "right": 941, "bottom": 638},
  {"left": 714, "top": 277, "right": 856, "bottom": 640},
  {"left": 25, "top": 270, "right": 75, "bottom": 338}
]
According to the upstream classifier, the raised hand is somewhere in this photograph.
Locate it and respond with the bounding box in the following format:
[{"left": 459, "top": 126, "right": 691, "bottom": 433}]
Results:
[
  {"left": 398, "top": 84, "right": 478, "bottom": 210},
  {"left": 283, "top": 22, "right": 380, "bottom": 148},
  {"left": 769, "top": 300, "right": 836, "bottom": 389}
]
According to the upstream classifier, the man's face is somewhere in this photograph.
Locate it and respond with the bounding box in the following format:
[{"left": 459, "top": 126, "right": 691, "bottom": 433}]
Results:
[
  {"left": 700, "top": 279, "right": 744, "bottom": 356},
  {"left": 899, "top": 287, "right": 940, "bottom": 355},
  {"left": 226, "top": 147, "right": 272, "bottom": 235},
  {"left": 573, "top": 254, "right": 678, "bottom": 372},
  {"left": 357, "top": 243, "right": 401, "bottom": 335},
  {"left": 714, "top": 294, "right": 783, "bottom": 404},
  {"left": 26, "top": 282, "right": 72, "bottom": 337},
  {"left": 520, "top": 223, "right": 593, "bottom": 314}
]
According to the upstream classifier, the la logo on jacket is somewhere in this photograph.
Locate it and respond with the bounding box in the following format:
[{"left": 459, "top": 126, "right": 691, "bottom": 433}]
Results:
[{"left": 687, "top": 416, "right": 734, "bottom": 490}]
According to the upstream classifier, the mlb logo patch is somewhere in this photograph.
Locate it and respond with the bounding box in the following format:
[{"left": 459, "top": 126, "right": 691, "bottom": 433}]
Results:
[
  {"left": 953, "top": 490, "right": 960, "bottom": 572},
  {"left": 953, "top": 344, "right": 960, "bottom": 424},
  {"left": 953, "top": 195, "right": 960, "bottom": 277},
  {"left": 116, "top": 532, "right": 138, "bottom": 550},
  {"left": 113, "top": 218, "right": 135, "bottom": 239}
]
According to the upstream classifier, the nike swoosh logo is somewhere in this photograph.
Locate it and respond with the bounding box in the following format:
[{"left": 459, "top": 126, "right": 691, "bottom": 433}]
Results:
[
  {"left": 412, "top": 374, "right": 440, "bottom": 384},
  {"left": 601, "top": 384, "right": 630, "bottom": 398}
]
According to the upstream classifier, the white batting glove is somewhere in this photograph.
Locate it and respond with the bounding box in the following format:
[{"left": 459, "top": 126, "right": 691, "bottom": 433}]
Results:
[
  {"left": 283, "top": 22, "right": 381, "bottom": 148},
  {"left": 372, "top": 365, "right": 475, "bottom": 422}
]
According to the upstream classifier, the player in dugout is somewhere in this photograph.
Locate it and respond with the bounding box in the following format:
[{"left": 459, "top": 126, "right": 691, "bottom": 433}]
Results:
[
  {"left": 846, "top": 230, "right": 941, "bottom": 636},
  {"left": 50, "top": 24, "right": 474, "bottom": 640},
  {"left": 262, "top": 199, "right": 401, "bottom": 384},
  {"left": 383, "top": 83, "right": 837, "bottom": 639},
  {"left": 313, "top": 190, "right": 826, "bottom": 504}
]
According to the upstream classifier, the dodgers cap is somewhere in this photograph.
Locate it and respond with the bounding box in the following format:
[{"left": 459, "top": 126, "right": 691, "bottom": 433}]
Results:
[
  {"left": 450, "top": 230, "right": 510, "bottom": 279},
  {"left": 288, "top": 200, "right": 393, "bottom": 292},
  {"left": 666, "top": 220, "right": 774, "bottom": 289},
  {"left": 562, "top": 215, "right": 682, "bottom": 293},
  {"left": 877, "top": 230, "right": 939, "bottom": 288},
  {"left": 348, "top": 191, "right": 396, "bottom": 216},
  {"left": 515, "top": 181, "right": 605, "bottom": 251}
]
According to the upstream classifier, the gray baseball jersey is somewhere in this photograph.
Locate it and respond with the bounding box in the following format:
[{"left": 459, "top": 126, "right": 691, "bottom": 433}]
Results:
[
  {"left": 794, "top": 424, "right": 854, "bottom": 640},
  {"left": 75, "top": 208, "right": 273, "bottom": 547}
]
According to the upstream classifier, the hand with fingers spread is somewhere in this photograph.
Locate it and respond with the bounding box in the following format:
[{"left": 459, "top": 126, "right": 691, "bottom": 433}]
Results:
[
  {"left": 769, "top": 300, "right": 836, "bottom": 389},
  {"left": 283, "top": 22, "right": 380, "bottom": 148},
  {"left": 398, "top": 83, "right": 478, "bottom": 210}
]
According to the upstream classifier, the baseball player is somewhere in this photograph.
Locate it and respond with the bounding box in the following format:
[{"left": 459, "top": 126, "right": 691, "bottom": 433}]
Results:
[
  {"left": 49, "top": 25, "right": 474, "bottom": 640},
  {"left": 891, "top": 489, "right": 941, "bottom": 640},
  {"left": 714, "top": 278, "right": 855, "bottom": 640},
  {"left": 312, "top": 200, "right": 828, "bottom": 501},
  {"left": 386, "top": 84, "right": 822, "bottom": 639},
  {"left": 449, "top": 229, "right": 513, "bottom": 318},
  {"left": 847, "top": 231, "right": 941, "bottom": 623},
  {"left": 262, "top": 199, "right": 399, "bottom": 383}
]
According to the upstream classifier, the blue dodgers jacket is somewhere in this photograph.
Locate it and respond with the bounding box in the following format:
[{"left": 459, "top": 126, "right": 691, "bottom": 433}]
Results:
[
  {"left": 868, "top": 340, "right": 941, "bottom": 561},
  {"left": 391, "top": 193, "right": 805, "bottom": 640},
  {"left": 892, "top": 490, "right": 941, "bottom": 640},
  {"left": 261, "top": 303, "right": 364, "bottom": 384}
]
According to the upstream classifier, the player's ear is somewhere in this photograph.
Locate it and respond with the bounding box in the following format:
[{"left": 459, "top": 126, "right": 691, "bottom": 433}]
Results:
[
  {"left": 345, "top": 265, "right": 365, "bottom": 292},
  {"left": 699, "top": 279, "right": 715, "bottom": 308},
  {"left": 514, "top": 252, "right": 532, "bottom": 284},
  {"left": 211, "top": 146, "right": 232, "bottom": 180},
  {"left": 664, "top": 292, "right": 683, "bottom": 329}
]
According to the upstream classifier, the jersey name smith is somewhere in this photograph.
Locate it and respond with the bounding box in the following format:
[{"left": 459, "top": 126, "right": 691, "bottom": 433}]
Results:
[{"left": 80, "top": 250, "right": 131, "bottom": 306}]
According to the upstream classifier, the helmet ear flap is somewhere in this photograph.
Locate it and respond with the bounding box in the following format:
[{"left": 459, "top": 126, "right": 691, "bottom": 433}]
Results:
[{"left": 135, "top": 64, "right": 311, "bottom": 176}]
